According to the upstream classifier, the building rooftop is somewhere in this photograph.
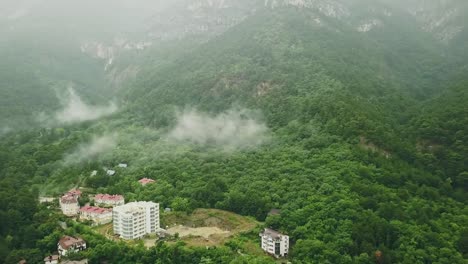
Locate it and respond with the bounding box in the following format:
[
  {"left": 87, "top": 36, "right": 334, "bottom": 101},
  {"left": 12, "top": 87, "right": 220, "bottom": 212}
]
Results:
[
  {"left": 80, "top": 205, "right": 111, "bottom": 214},
  {"left": 58, "top": 236, "right": 85, "bottom": 250},
  {"left": 60, "top": 195, "right": 78, "bottom": 204},
  {"left": 138, "top": 178, "right": 155, "bottom": 185},
  {"left": 95, "top": 194, "right": 124, "bottom": 202},
  {"left": 260, "top": 228, "right": 285, "bottom": 239},
  {"left": 113, "top": 201, "right": 158, "bottom": 214},
  {"left": 67, "top": 189, "right": 82, "bottom": 197}
]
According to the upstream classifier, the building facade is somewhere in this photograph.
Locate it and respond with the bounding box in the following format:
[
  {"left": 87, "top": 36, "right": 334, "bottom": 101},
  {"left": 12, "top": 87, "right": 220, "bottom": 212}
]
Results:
[
  {"left": 94, "top": 194, "right": 125, "bottom": 207},
  {"left": 57, "top": 236, "right": 86, "bottom": 256},
  {"left": 79, "top": 206, "right": 112, "bottom": 225},
  {"left": 113, "top": 201, "right": 159, "bottom": 240},
  {"left": 259, "top": 228, "right": 289, "bottom": 258},
  {"left": 60, "top": 195, "right": 80, "bottom": 216},
  {"left": 59, "top": 189, "right": 82, "bottom": 216}
]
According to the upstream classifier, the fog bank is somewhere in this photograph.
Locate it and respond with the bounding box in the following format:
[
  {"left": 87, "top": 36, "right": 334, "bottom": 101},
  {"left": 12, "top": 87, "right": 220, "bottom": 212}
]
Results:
[
  {"left": 64, "top": 133, "right": 117, "bottom": 164},
  {"left": 168, "top": 109, "right": 269, "bottom": 150}
]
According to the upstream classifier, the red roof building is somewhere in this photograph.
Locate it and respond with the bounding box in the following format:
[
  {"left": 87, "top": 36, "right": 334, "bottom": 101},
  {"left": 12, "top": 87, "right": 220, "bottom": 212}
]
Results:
[
  {"left": 60, "top": 195, "right": 78, "bottom": 204},
  {"left": 138, "top": 178, "right": 155, "bottom": 186},
  {"left": 67, "top": 189, "right": 82, "bottom": 197},
  {"left": 79, "top": 206, "right": 112, "bottom": 225},
  {"left": 60, "top": 193, "right": 80, "bottom": 216},
  {"left": 57, "top": 236, "right": 86, "bottom": 256},
  {"left": 80, "top": 206, "right": 111, "bottom": 214},
  {"left": 94, "top": 194, "right": 124, "bottom": 206}
]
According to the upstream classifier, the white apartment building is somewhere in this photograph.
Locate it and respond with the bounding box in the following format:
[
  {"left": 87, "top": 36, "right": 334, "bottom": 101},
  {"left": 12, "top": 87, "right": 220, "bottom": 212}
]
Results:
[
  {"left": 259, "top": 228, "right": 289, "bottom": 258},
  {"left": 113, "top": 201, "right": 160, "bottom": 240}
]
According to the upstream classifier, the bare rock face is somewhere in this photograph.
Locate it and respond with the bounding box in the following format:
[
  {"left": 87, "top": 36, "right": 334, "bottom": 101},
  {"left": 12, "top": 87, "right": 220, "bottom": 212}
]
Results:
[
  {"left": 384, "top": 0, "right": 468, "bottom": 42},
  {"left": 264, "top": 0, "right": 350, "bottom": 18}
]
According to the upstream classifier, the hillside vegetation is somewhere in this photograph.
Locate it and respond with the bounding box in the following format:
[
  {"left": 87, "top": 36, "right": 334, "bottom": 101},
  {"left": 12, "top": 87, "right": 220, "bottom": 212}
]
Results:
[{"left": 0, "top": 1, "right": 467, "bottom": 264}]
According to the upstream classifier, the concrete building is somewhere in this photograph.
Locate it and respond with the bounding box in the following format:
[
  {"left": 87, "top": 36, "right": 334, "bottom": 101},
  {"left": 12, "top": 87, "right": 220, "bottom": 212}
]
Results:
[
  {"left": 79, "top": 206, "right": 112, "bottom": 225},
  {"left": 57, "top": 236, "right": 86, "bottom": 256},
  {"left": 113, "top": 201, "right": 160, "bottom": 240},
  {"left": 259, "top": 228, "right": 289, "bottom": 258},
  {"left": 60, "top": 195, "right": 80, "bottom": 216},
  {"left": 59, "top": 189, "right": 82, "bottom": 216},
  {"left": 94, "top": 194, "right": 125, "bottom": 207}
]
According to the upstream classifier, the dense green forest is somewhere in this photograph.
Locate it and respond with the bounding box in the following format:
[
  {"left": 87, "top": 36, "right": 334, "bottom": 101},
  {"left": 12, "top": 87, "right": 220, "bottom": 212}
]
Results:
[{"left": 1, "top": 1, "right": 467, "bottom": 263}]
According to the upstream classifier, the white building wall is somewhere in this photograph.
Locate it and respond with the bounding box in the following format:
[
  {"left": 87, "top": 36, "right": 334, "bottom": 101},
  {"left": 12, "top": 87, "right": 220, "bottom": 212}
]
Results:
[
  {"left": 60, "top": 202, "right": 79, "bottom": 216},
  {"left": 260, "top": 230, "right": 289, "bottom": 257}
]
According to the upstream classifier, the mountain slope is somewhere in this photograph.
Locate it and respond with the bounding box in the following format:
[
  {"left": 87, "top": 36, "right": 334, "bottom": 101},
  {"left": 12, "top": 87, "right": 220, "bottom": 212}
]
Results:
[{"left": 0, "top": 1, "right": 467, "bottom": 263}]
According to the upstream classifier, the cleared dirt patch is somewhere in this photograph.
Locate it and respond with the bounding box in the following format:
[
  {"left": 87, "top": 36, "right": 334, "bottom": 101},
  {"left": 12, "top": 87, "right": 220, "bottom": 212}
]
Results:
[
  {"left": 163, "top": 209, "right": 258, "bottom": 247},
  {"left": 167, "top": 226, "right": 230, "bottom": 238}
]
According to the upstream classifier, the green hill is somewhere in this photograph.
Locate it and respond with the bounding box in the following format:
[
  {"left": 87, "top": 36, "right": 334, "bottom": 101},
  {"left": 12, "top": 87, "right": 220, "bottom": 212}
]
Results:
[{"left": 0, "top": 1, "right": 467, "bottom": 263}]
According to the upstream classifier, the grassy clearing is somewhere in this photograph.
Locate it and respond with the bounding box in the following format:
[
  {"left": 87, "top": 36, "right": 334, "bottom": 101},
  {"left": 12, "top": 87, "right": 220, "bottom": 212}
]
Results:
[{"left": 93, "top": 223, "right": 114, "bottom": 239}]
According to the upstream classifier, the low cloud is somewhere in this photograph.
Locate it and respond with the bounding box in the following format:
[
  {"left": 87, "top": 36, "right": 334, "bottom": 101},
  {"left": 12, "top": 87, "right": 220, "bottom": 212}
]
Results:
[
  {"left": 64, "top": 133, "right": 117, "bottom": 164},
  {"left": 0, "top": 126, "right": 12, "bottom": 137},
  {"left": 167, "top": 109, "right": 269, "bottom": 150},
  {"left": 38, "top": 87, "right": 117, "bottom": 126},
  {"left": 55, "top": 88, "right": 117, "bottom": 124}
]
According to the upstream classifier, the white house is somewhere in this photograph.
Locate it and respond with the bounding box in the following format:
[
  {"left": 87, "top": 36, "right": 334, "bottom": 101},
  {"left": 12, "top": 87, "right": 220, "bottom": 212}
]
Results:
[
  {"left": 57, "top": 236, "right": 86, "bottom": 256},
  {"left": 113, "top": 201, "right": 160, "bottom": 240},
  {"left": 259, "top": 228, "right": 289, "bottom": 258},
  {"left": 79, "top": 206, "right": 113, "bottom": 225},
  {"left": 106, "top": 170, "right": 116, "bottom": 176},
  {"left": 118, "top": 163, "right": 128, "bottom": 168},
  {"left": 94, "top": 194, "right": 125, "bottom": 207}
]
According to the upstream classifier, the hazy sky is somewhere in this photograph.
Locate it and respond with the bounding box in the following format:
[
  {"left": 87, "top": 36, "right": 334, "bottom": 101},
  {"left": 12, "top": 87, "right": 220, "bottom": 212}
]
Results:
[{"left": 0, "top": 0, "right": 169, "bottom": 35}]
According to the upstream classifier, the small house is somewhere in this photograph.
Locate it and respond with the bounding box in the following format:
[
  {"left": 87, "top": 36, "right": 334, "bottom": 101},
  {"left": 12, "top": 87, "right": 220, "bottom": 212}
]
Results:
[{"left": 57, "top": 236, "right": 86, "bottom": 256}]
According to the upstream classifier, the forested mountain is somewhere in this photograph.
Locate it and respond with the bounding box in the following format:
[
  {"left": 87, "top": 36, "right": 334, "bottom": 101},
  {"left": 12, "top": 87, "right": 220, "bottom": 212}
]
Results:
[{"left": 0, "top": 1, "right": 467, "bottom": 263}]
